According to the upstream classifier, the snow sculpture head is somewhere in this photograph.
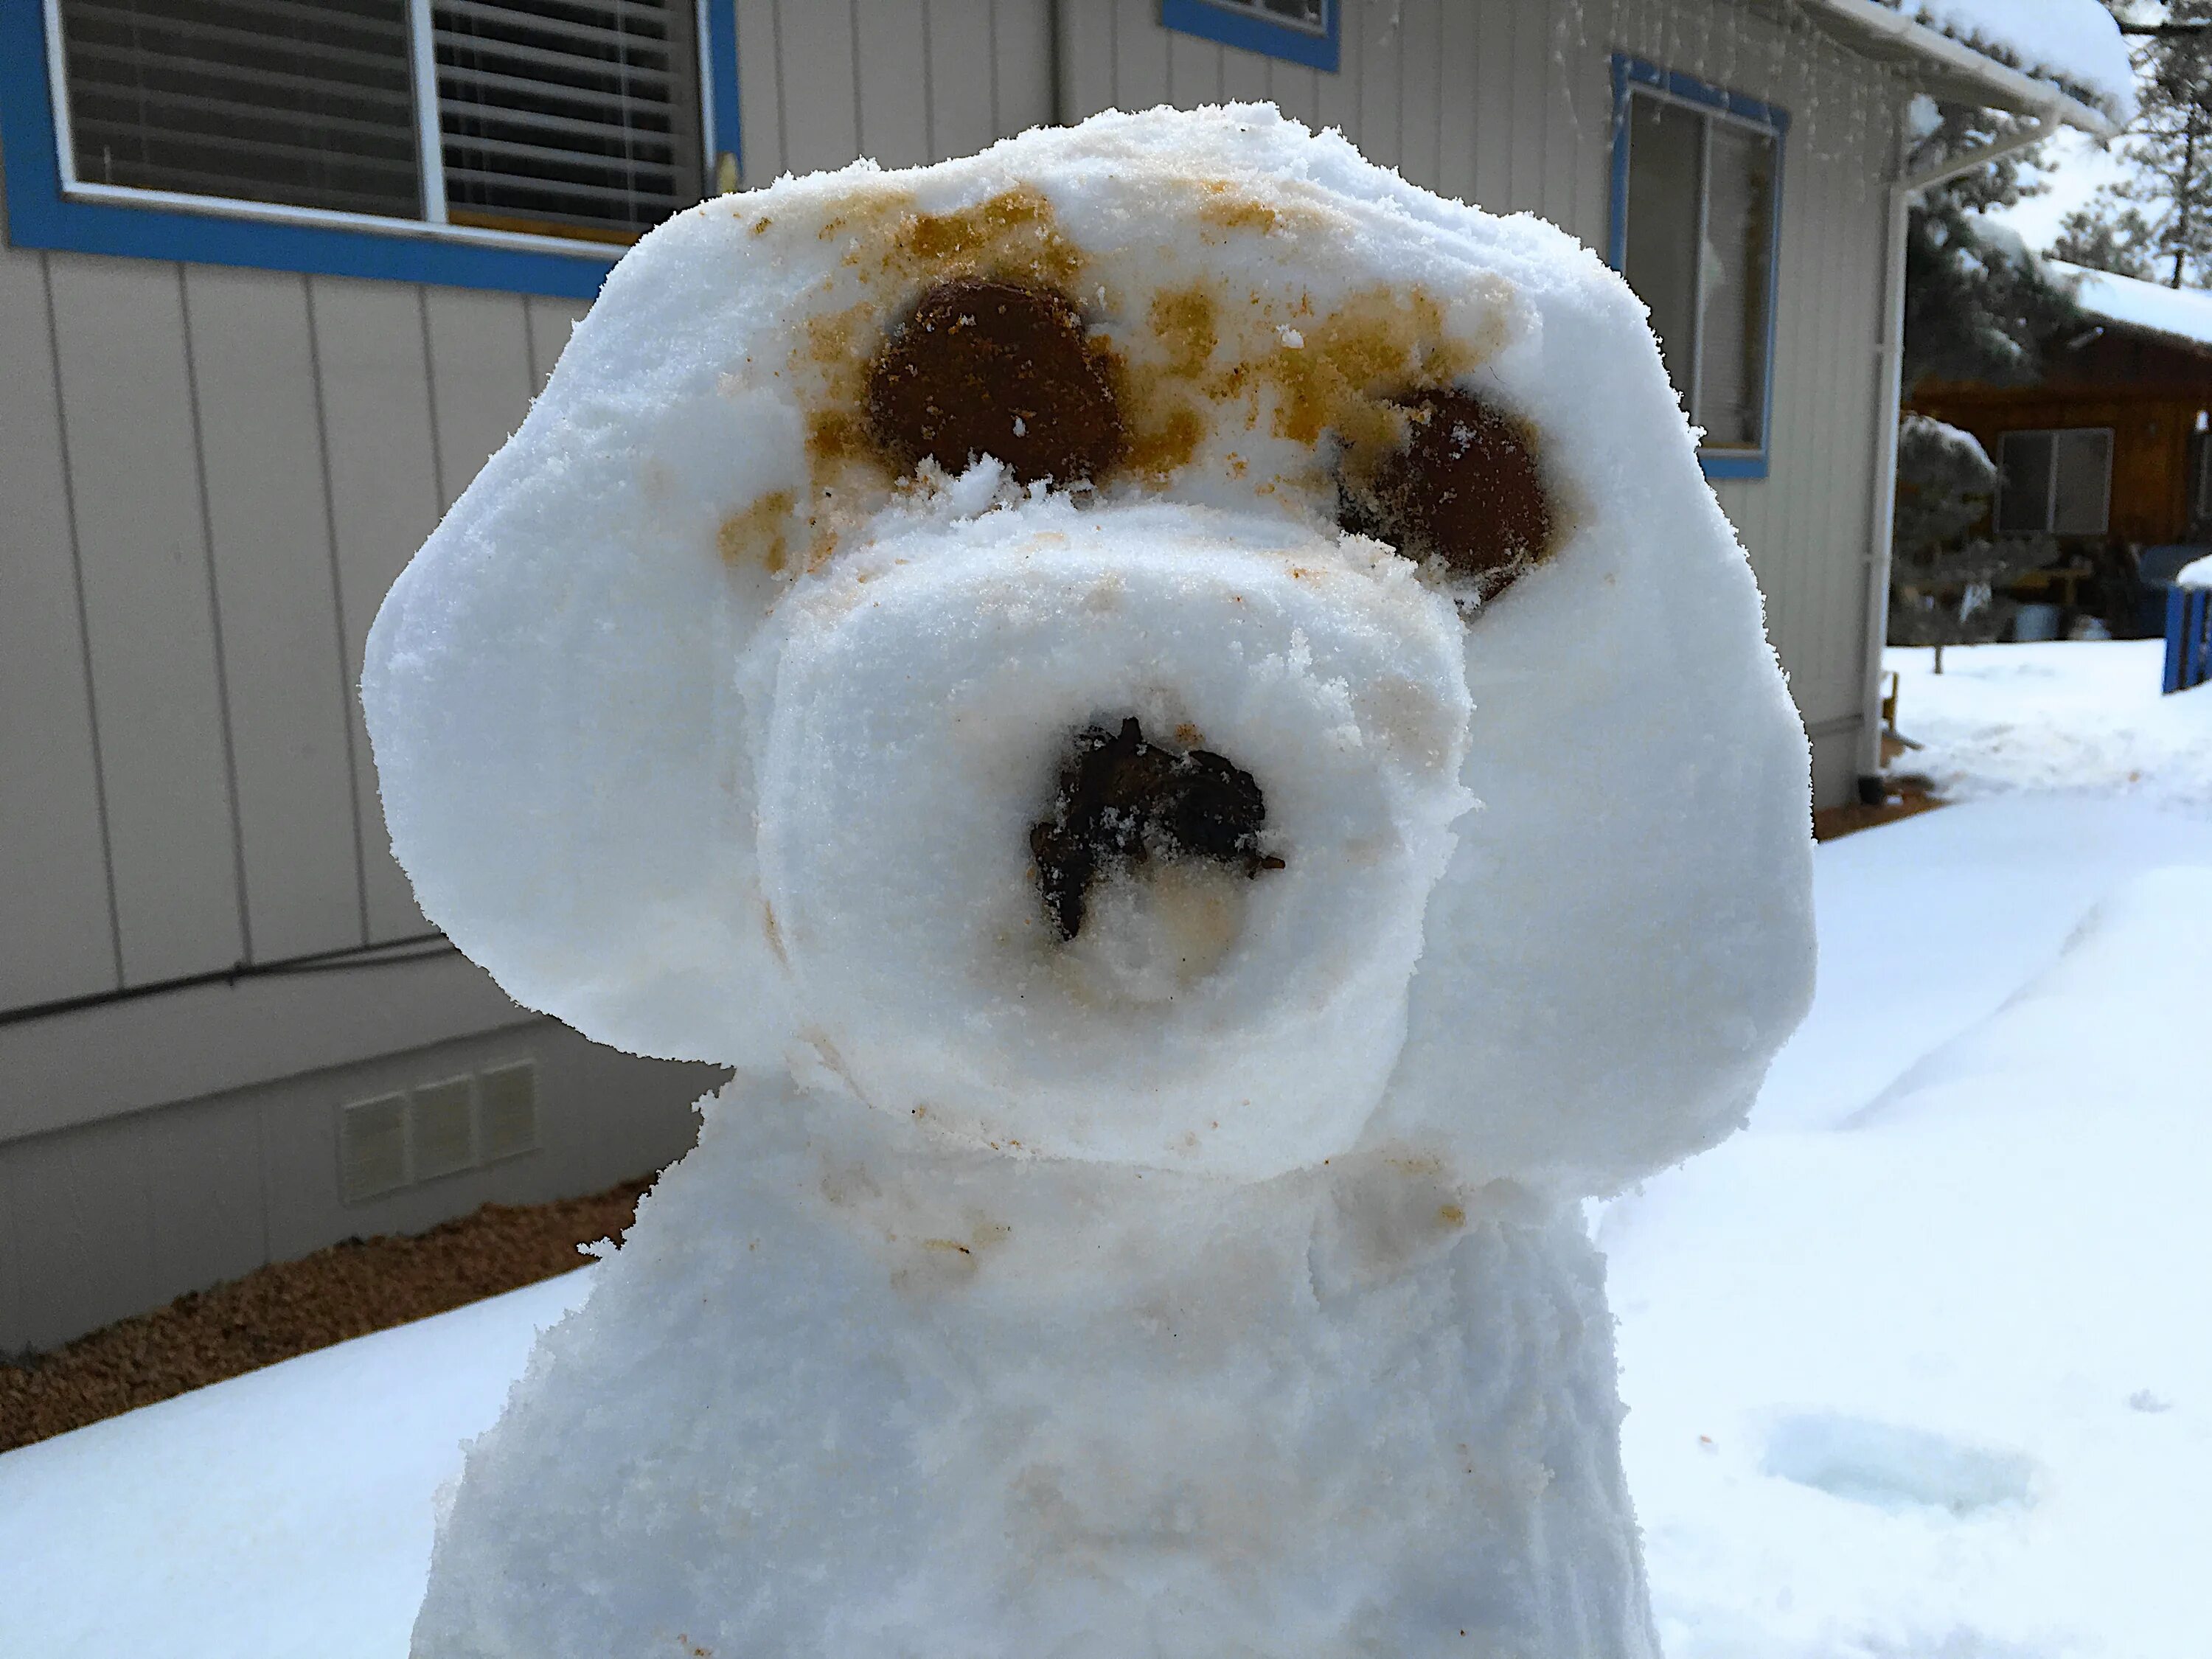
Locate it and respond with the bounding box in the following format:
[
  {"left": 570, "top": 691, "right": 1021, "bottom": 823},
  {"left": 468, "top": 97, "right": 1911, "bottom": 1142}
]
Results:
[{"left": 364, "top": 105, "right": 1813, "bottom": 1196}]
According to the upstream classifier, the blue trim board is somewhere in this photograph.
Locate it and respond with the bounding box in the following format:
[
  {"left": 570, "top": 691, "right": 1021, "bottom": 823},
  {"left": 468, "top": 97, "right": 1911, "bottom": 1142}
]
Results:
[
  {"left": 2, "top": 0, "right": 744, "bottom": 297},
  {"left": 1162, "top": 0, "right": 1340, "bottom": 72},
  {"left": 1607, "top": 53, "right": 1787, "bottom": 483}
]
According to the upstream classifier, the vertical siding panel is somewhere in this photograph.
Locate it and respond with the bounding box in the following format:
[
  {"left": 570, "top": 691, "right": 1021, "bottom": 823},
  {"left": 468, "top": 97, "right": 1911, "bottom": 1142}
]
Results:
[
  {"left": 1537, "top": 0, "right": 1579, "bottom": 233},
  {"left": 525, "top": 295, "right": 588, "bottom": 394},
  {"left": 1436, "top": 0, "right": 1478, "bottom": 204},
  {"left": 777, "top": 0, "right": 863, "bottom": 172},
  {"left": 0, "top": 246, "right": 118, "bottom": 1007},
  {"left": 142, "top": 1095, "right": 268, "bottom": 1310},
  {"left": 1397, "top": 0, "right": 1443, "bottom": 191},
  {"left": 929, "top": 0, "right": 999, "bottom": 159},
  {"left": 1472, "top": 0, "right": 1513, "bottom": 212},
  {"left": 1060, "top": 0, "right": 1115, "bottom": 119},
  {"left": 1166, "top": 29, "right": 1223, "bottom": 106},
  {"left": 991, "top": 0, "right": 1053, "bottom": 134},
  {"left": 1506, "top": 0, "right": 1545, "bottom": 214},
  {"left": 1314, "top": 0, "right": 1362, "bottom": 145},
  {"left": 735, "top": 0, "right": 786, "bottom": 184},
  {"left": 46, "top": 254, "right": 244, "bottom": 985},
  {"left": 422, "top": 288, "right": 536, "bottom": 511},
  {"left": 1113, "top": 0, "right": 1172, "bottom": 109},
  {"left": 855, "top": 0, "right": 931, "bottom": 167},
  {"left": 1354, "top": 0, "right": 1400, "bottom": 169},
  {"left": 311, "top": 276, "right": 445, "bottom": 941},
  {"left": 181, "top": 265, "right": 363, "bottom": 964},
  {"left": 1220, "top": 42, "right": 1270, "bottom": 108},
  {"left": 3, "top": 1118, "right": 155, "bottom": 1351},
  {"left": 1263, "top": 55, "right": 1321, "bottom": 131}
]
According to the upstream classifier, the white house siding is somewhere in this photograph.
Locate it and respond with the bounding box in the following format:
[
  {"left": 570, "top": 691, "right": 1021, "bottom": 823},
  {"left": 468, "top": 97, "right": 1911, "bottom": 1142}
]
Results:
[
  {"left": 0, "top": 153, "right": 713, "bottom": 1355},
  {"left": 2, "top": 0, "right": 1899, "bottom": 1351}
]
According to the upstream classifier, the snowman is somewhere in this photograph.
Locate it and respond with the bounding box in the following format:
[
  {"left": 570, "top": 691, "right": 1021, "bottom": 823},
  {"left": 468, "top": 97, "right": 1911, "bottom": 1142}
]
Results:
[{"left": 364, "top": 105, "right": 1815, "bottom": 1658}]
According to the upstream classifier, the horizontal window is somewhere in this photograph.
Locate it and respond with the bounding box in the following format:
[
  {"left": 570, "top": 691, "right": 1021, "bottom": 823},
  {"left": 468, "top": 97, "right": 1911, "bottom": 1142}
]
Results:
[
  {"left": 1997, "top": 428, "right": 2112, "bottom": 536},
  {"left": 1608, "top": 58, "right": 1787, "bottom": 481},
  {"left": 1161, "top": 0, "right": 1339, "bottom": 72},
  {"left": 1, "top": 0, "right": 741, "bottom": 296}
]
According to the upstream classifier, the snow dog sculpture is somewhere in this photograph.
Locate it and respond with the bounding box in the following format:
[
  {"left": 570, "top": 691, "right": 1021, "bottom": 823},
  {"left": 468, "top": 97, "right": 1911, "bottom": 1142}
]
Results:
[{"left": 365, "top": 106, "right": 1815, "bottom": 1658}]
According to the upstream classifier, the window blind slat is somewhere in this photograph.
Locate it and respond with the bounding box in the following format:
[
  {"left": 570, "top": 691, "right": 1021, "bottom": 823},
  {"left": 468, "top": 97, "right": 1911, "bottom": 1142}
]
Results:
[
  {"left": 59, "top": 0, "right": 420, "bottom": 218},
  {"left": 434, "top": 0, "right": 701, "bottom": 238}
]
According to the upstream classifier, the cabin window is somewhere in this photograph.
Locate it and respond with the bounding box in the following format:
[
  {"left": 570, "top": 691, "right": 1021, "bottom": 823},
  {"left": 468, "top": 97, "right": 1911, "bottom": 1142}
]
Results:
[
  {"left": 1607, "top": 58, "right": 1787, "bottom": 481},
  {"left": 1161, "top": 0, "right": 1340, "bottom": 72},
  {"left": 7, "top": 0, "right": 740, "bottom": 295},
  {"left": 1997, "top": 428, "right": 2112, "bottom": 536}
]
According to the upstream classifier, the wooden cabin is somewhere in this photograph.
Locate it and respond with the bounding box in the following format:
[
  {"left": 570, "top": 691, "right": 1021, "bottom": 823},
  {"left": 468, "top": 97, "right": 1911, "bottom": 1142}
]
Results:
[{"left": 1912, "top": 263, "right": 2212, "bottom": 630}]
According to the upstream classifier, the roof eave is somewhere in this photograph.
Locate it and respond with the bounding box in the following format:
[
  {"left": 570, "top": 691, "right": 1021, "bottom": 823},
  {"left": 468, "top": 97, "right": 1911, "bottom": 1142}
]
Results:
[{"left": 1794, "top": 0, "right": 2121, "bottom": 137}]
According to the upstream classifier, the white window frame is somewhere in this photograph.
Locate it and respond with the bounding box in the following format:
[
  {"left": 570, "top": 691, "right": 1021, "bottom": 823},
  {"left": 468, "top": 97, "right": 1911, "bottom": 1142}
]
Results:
[{"left": 40, "top": 0, "right": 719, "bottom": 261}]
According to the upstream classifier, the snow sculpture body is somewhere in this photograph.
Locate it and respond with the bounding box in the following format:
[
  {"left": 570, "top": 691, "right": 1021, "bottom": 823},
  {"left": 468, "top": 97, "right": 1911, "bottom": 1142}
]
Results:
[{"left": 365, "top": 107, "right": 1815, "bottom": 1658}]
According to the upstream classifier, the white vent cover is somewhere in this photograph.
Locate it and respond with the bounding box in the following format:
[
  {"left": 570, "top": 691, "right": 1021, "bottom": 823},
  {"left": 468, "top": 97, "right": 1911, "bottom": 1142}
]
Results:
[
  {"left": 411, "top": 1075, "right": 478, "bottom": 1180},
  {"left": 339, "top": 1092, "right": 411, "bottom": 1203},
  {"left": 477, "top": 1061, "right": 540, "bottom": 1161}
]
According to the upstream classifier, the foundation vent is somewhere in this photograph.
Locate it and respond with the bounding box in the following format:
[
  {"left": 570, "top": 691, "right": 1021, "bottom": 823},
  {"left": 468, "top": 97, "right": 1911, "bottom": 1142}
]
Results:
[
  {"left": 339, "top": 1093, "right": 410, "bottom": 1204},
  {"left": 337, "top": 1060, "right": 540, "bottom": 1205}
]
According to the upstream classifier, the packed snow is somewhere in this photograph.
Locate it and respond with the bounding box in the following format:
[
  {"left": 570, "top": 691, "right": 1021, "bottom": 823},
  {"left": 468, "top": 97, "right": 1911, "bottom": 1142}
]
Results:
[
  {"left": 2051, "top": 258, "right": 2212, "bottom": 351},
  {"left": 2180, "top": 552, "right": 2212, "bottom": 587},
  {"left": 1886, "top": 639, "right": 2212, "bottom": 805},
  {"left": 357, "top": 105, "right": 1813, "bottom": 1655},
  {"left": 1874, "top": 0, "right": 2137, "bottom": 121}
]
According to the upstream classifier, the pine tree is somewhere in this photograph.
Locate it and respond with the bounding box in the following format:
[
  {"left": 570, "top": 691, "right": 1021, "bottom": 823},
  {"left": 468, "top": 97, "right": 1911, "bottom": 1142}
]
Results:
[
  {"left": 1888, "top": 417, "right": 2062, "bottom": 669},
  {"left": 2048, "top": 2, "right": 2212, "bottom": 286},
  {"left": 1902, "top": 108, "right": 2083, "bottom": 391}
]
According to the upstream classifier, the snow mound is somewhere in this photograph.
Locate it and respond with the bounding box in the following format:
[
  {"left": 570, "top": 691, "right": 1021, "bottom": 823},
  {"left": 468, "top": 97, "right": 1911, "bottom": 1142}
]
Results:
[{"left": 2177, "top": 552, "right": 2212, "bottom": 588}]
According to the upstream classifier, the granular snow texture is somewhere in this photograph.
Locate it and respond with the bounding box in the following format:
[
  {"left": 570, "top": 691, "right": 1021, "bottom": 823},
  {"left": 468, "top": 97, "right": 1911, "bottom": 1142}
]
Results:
[{"left": 364, "top": 105, "right": 1815, "bottom": 1658}]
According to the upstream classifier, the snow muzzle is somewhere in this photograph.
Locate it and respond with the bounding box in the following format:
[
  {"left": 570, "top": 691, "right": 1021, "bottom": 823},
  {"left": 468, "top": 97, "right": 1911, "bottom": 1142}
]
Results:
[{"left": 754, "top": 507, "right": 1475, "bottom": 1180}]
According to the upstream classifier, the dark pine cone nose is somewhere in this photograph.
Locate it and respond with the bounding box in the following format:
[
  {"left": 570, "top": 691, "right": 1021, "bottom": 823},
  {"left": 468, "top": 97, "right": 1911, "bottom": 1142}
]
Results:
[{"left": 1029, "top": 717, "right": 1283, "bottom": 943}]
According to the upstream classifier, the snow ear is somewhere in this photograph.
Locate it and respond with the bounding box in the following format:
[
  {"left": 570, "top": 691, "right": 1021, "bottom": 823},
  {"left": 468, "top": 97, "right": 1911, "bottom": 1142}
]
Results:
[{"left": 361, "top": 387, "right": 804, "bottom": 1071}]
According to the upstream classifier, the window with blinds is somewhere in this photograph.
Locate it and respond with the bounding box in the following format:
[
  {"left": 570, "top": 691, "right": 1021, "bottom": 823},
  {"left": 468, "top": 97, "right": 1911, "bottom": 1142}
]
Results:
[
  {"left": 434, "top": 0, "right": 701, "bottom": 243},
  {"left": 57, "top": 0, "right": 422, "bottom": 218},
  {"left": 52, "top": 0, "right": 704, "bottom": 245}
]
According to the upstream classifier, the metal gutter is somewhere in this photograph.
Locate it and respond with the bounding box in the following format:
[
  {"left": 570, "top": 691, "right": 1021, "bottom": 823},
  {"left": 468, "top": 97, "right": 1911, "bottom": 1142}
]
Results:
[{"left": 1799, "top": 0, "right": 2121, "bottom": 138}]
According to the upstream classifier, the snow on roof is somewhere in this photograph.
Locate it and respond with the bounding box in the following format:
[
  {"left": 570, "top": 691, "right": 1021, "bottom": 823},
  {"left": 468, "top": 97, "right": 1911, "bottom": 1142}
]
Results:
[
  {"left": 1874, "top": 1, "right": 2138, "bottom": 124},
  {"left": 2049, "top": 260, "right": 2212, "bottom": 352}
]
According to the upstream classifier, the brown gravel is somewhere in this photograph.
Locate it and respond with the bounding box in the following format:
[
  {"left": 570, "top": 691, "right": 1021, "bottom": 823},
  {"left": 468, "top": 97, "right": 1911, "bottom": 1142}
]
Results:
[{"left": 0, "top": 1176, "right": 653, "bottom": 1455}]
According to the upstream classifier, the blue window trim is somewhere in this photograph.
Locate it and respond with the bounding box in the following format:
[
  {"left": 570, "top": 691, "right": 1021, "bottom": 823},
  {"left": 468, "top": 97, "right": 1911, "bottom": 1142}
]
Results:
[
  {"left": 1162, "top": 0, "right": 1339, "bottom": 72},
  {"left": 0, "top": 0, "right": 742, "bottom": 298},
  {"left": 1607, "top": 53, "right": 1787, "bottom": 483}
]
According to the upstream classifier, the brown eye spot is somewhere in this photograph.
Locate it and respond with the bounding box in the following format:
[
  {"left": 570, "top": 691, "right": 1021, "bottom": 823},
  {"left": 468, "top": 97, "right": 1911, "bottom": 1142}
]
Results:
[
  {"left": 1340, "top": 389, "right": 1554, "bottom": 599},
  {"left": 866, "top": 278, "right": 1124, "bottom": 488}
]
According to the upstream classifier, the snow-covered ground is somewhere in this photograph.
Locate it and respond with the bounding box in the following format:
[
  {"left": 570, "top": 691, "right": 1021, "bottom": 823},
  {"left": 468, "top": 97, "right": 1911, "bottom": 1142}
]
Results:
[
  {"left": 1609, "top": 641, "right": 2212, "bottom": 1659},
  {"left": 1887, "top": 639, "right": 2212, "bottom": 807},
  {"left": 4, "top": 641, "right": 2208, "bottom": 1658}
]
